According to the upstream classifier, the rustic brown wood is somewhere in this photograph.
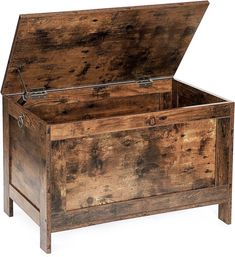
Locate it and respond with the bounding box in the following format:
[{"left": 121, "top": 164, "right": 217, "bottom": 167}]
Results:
[
  {"left": 51, "top": 185, "right": 229, "bottom": 232},
  {"left": 10, "top": 116, "right": 41, "bottom": 207},
  {"left": 22, "top": 78, "right": 172, "bottom": 106},
  {"left": 173, "top": 79, "right": 226, "bottom": 106},
  {"left": 27, "top": 92, "right": 168, "bottom": 123},
  {"left": 3, "top": 97, "right": 13, "bottom": 216},
  {"left": 9, "top": 185, "right": 40, "bottom": 225},
  {"left": 7, "top": 98, "right": 46, "bottom": 136},
  {"left": 22, "top": 79, "right": 172, "bottom": 123},
  {"left": 7, "top": 96, "right": 52, "bottom": 251},
  {"left": 1, "top": 2, "right": 234, "bottom": 254},
  {"left": 39, "top": 126, "right": 52, "bottom": 253},
  {"left": 216, "top": 103, "right": 234, "bottom": 224},
  {"left": 51, "top": 119, "right": 216, "bottom": 211},
  {"left": 50, "top": 102, "right": 231, "bottom": 140},
  {"left": 2, "top": 2, "right": 208, "bottom": 95},
  {"left": 50, "top": 140, "right": 67, "bottom": 214}
]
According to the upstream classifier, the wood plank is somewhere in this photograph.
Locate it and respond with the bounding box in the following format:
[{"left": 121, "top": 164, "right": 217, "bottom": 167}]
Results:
[
  {"left": 173, "top": 79, "right": 226, "bottom": 105},
  {"left": 216, "top": 118, "right": 231, "bottom": 186},
  {"left": 52, "top": 119, "right": 216, "bottom": 211},
  {"left": 3, "top": 97, "right": 13, "bottom": 216},
  {"left": 172, "top": 79, "right": 178, "bottom": 108},
  {"left": 9, "top": 79, "right": 172, "bottom": 123},
  {"left": 22, "top": 79, "right": 172, "bottom": 107},
  {"left": 10, "top": 116, "right": 41, "bottom": 208},
  {"left": 7, "top": 98, "right": 46, "bottom": 137},
  {"left": 27, "top": 93, "right": 166, "bottom": 124},
  {"left": 51, "top": 185, "right": 228, "bottom": 232},
  {"left": 50, "top": 139, "right": 67, "bottom": 214},
  {"left": 11, "top": 79, "right": 171, "bottom": 124},
  {"left": 40, "top": 126, "right": 52, "bottom": 253},
  {"left": 216, "top": 103, "right": 234, "bottom": 224},
  {"left": 2, "top": 2, "right": 208, "bottom": 94},
  {"left": 9, "top": 185, "right": 40, "bottom": 225},
  {"left": 51, "top": 102, "right": 231, "bottom": 140}
]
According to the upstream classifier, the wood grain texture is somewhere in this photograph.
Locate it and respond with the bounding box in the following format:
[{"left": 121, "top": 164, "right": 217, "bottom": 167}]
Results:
[
  {"left": 9, "top": 185, "right": 40, "bottom": 225},
  {"left": 217, "top": 103, "right": 234, "bottom": 224},
  {"left": 173, "top": 79, "right": 225, "bottom": 107},
  {"left": 3, "top": 97, "right": 13, "bottom": 216},
  {"left": 2, "top": 2, "right": 208, "bottom": 95},
  {"left": 8, "top": 98, "right": 46, "bottom": 137},
  {"left": 10, "top": 116, "right": 41, "bottom": 208},
  {"left": 51, "top": 119, "right": 216, "bottom": 211},
  {"left": 23, "top": 78, "right": 172, "bottom": 106},
  {"left": 39, "top": 126, "right": 52, "bottom": 253},
  {"left": 50, "top": 139, "right": 67, "bottom": 213},
  {"left": 23, "top": 79, "right": 172, "bottom": 123},
  {"left": 2, "top": 2, "right": 234, "bottom": 253},
  {"left": 51, "top": 185, "right": 228, "bottom": 232},
  {"left": 51, "top": 102, "right": 231, "bottom": 140},
  {"left": 27, "top": 93, "right": 169, "bottom": 124}
]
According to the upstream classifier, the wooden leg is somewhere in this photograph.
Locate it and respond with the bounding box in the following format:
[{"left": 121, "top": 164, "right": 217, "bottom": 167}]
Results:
[
  {"left": 4, "top": 196, "right": 13, "bottom": 217},
  {"left": 216, "top": 105, "right": 234, "bottom": 225},
  {"left": 219, "top": 200, "right": 232, "bottom": 224},
  {"left": 40, "top": 224, "right": 51, "bottom": 254},
  {"left": 40, "top": 127, "right": 52, "bottom": 253},
  {"left": 3, "top": 97, "right": 14, "bottom": 217}
]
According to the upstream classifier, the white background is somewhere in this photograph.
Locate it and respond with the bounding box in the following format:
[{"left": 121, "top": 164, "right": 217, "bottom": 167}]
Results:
[{"left": 0, "top": 0, "right": 235, "bottom": 256}]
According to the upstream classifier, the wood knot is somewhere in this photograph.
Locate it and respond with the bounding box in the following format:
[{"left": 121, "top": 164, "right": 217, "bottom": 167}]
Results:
[{"left": 145, "top": 116, "right": 157, "bottom": 126}]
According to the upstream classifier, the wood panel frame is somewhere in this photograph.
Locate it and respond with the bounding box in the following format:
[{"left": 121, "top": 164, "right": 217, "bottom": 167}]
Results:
[
  {"left": 50, "top": 102, "right": 231, "bottom": 140},
  {"left": 3, "top": 83, "right": 234, "bottom": 254},
  {"left": 3, "top": 90, "right": 234, "bottom": 253},
  {"left": 3, "top": 96, "right": 52, "bottom": 253},
  {"left": 51, "top": 185, "right": 229, "bottom": 232}
]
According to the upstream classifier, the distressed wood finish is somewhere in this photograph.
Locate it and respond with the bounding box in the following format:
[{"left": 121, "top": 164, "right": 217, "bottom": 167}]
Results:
[
  {"left": 50, "top": 102, "right": 231, "bottom": 140},
  {"left": 5, "top": 95, "right": 51, "bottom": 252},
  {"left": 7, "top": 97, "right": 46, "bottom": 136},
  {"left": 216, "top": 103, "right": 234, "bottom": 224},
  {"left": 22, "top": 79, "right": 172, "bottom": 123},
  {"left": 22, "top": 78, "right": 172, "bottom": 107},
  {"left": 3, "top": 97, "right": 13, "bottom": 216},
  {"left": 9, "top": 185, "right": 40, "bottom": 225},
  {"left": 1, "top": 1, "right": 234, "bottom": 254},
  {"left": 172, "top": 79, "right": 225, "bottom": 107},
  {"left": 10, "top": 116, "right": 41, "bottom": 207},
  {"left": 2, "top": 2, "right": 208, "bottom": 95},
  {"left": 51, "top": 119, "right": 216, "bottom": 211},
  {"left": 39, "top": 127, "right": 51, "bottom": 253},
  {"left": 52, "top": 185, "right": 229, "bottom": 232},
  {"left": 28, "top": 92, "right": 169, "bottom": 124}
]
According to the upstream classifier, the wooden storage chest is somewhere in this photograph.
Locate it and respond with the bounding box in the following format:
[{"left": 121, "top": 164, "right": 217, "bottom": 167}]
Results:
[{"left": 2, "top": 1, "right": 234, "bottom": 253}]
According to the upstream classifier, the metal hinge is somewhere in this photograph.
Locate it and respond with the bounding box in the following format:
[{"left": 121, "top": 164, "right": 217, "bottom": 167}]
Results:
[
  {"left": 29, "top": 87, "right": 47, "bottom": 99},
  {"left": 15, "top": 67, "right": 47, "bottom": 105},
  {"left": 137, "top": 77, "right": 153, "bottom": 88}
]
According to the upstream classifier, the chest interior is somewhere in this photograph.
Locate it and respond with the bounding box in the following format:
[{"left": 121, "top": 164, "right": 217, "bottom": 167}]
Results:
[{"left": 8, "top": 77, "right": 225, "bottom": 124}]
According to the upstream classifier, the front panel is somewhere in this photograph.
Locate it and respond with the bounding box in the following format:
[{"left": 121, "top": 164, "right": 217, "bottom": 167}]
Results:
[{"left": 51, "top": 118, "right": 216, "bottom": 213}]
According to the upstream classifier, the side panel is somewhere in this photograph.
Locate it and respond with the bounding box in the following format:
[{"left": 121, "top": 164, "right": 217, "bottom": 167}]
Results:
[
  {"left": 172, "top": 79, "right": 225, "bottom": 107},
  {"left": 6, "top": 98, "right": 52, "bottom": 252},
  {"left": 51, "top": 119, "right": 216, "bottom": 212},
  {"left": 9, "top": 116, "right": 42, "bottom": 208}
]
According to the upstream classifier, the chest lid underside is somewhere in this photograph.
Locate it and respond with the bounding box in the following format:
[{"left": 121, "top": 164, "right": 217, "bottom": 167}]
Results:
[{"left": 1, "top": 1, "right": 208, "bottom": 96}]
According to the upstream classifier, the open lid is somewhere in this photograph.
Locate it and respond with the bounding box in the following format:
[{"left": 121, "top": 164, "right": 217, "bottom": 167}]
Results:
[{"left": 2, "top": 1, "right": 209, "bottom": 95}]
